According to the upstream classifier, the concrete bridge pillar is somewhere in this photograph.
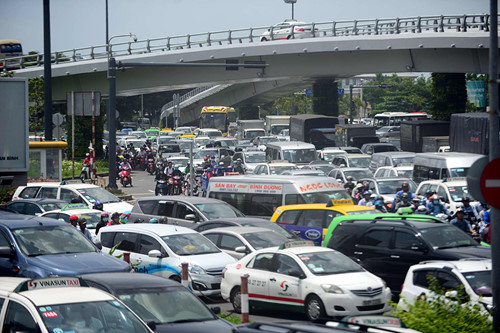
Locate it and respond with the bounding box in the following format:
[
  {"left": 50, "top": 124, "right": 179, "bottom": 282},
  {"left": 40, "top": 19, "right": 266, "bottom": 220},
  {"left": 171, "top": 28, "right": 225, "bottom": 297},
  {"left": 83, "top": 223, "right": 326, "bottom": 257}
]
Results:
[{"left": 312, "top": 79, "right": 339, "bottom": 117}]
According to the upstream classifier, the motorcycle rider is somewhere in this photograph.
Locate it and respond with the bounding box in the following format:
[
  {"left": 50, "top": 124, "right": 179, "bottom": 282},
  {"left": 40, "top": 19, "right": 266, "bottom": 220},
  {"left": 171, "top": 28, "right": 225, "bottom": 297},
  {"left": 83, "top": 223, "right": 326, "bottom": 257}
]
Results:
[
  {"left": 164, "top": 161, "right": 174, "bottom": 178},
  {"left": 169, "top": 165, "right": 184, "bottom": 195},
  {"left": 357, "top": 191, "right": 372, "bottom": 206},
  {"left": 450, "top": 208, "right": 476, "bottom": 235},
  {"left": 426, "top": 194, "right": 449, "bottom": 216},
  {"left": 462, "top": 196, "right": 479, "bottom": 220},
  {"left": 96, "top": 211, "right": 109, "bottom": 235},
  {"left": 372, "top": 195, "right": 388, "bottom": 213},
  {"left": 392, "top": 181, "right": 414, "bottom": 212},
  {"left": 416, "top": 205, "right": 429, "bottom": 215},
  {"left": 203, "top": 155, "right": 212, "bottom": 169},
  {"left": 93, "top": 200, "right": 104, "bottom": 211},
  {"left": 394, "top": 192, "right": 412, "bottom": 211},
  {"left": 344, "top": 176, "right": 355, "bottom": 192},
  {"left": 81, "top": 153, "right": 91, "bottom": 179},
  {"left": 235, "top": 159, "right": 245, "bottom": 174},
  {"left": 119, "top": 158, "right": 133, "bottom": 186},
  {"left": 210, "top": 155, "right": 218, "bottom": 168}
]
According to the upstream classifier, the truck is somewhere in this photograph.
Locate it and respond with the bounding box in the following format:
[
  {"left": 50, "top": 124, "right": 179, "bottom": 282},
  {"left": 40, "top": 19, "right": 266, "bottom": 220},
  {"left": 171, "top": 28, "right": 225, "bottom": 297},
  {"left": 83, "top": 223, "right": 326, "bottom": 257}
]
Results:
[
  {"left": 334, "top": 124, "right": 379, "bottom": 148},
  {"left": 421, "top": 136, "right": 450, "bottom": 152},
  {"left": 265, "top": 115, "right": 290, "bottom": 135},
  {"left": 400, "top": 120, "right": 450, "bottom": 152},
  {"left": 450, "top": 112, "right": 495, "bottom": 155},
  {"left": 236, "top": 119, "right": 266, "bottom": 140},
  {"left": 289, "top": 114, "right": 344, "bottom": 150}
]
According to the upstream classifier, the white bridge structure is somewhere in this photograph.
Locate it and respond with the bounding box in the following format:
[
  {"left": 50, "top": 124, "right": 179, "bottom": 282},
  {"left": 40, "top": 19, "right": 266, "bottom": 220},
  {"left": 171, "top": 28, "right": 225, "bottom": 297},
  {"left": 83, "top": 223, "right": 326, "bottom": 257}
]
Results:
[{"left": 11, "top": 14, "right": 499, "bottom": 125}]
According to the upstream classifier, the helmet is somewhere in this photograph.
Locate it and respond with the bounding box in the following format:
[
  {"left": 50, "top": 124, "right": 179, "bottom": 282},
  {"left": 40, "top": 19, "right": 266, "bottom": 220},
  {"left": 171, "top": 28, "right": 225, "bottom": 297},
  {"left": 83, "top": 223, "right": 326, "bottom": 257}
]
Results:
[
  {"left": 86, "top": 153, "right": 90, "bottom": 157},
  {"left": 237, "top": 158, "right": 242, "bottom": 162},
  {"left": 149, "top": 217, "right": 159, "bottom": 224},
  {"left": 95, "top": 200, "right": 103, "bottom": 207},
  {"left": 101, "top": 211, "right": 109, "bottom": 216},
  {"left": 462, "top": 196, "right": 471, "bottom": 202},
  {"left": 69, "top": 215, "right": 79, "bottom": 221},
  {"left": 401, "top": 182, "right": 409, "bottom": 187},
  {"left": 363, "top": 190, "right": 371, "bottom": 196},
  {"left": 174, "top": 164, "right": 179, "bottom": 170},
  {"left": 432, "top": 194, "right": 440, "bottom": 200},
  {"left": 456, "top": 207, "right": 465, "bottom": 214},
  {"left": 159, "top": 217, "right": 168, "bottom": 224},
  {"left": 401, "top": 192, "right": 409, "bottom": 198},
  {"left": 418, "top": 205, "right": 427, "bottom": 211},
  {"left": 346, "top": 176, "right": 354, "bottom": 181},
  {"left": 219, "top": 161, "right": 225, "bottom": 166},
  {"left": 111, "top": 212, "right": 121, "bottom": 219}
]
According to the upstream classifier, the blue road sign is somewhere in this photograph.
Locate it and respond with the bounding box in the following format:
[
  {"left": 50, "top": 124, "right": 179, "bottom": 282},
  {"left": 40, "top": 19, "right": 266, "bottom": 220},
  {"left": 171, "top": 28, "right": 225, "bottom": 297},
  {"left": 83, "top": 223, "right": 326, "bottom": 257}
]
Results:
[
  {"left": 338, "top": 88, "right": 345, "bottom": 95},
  {"left": 305, "top": 89, "right": 313, "bottom": 96}
]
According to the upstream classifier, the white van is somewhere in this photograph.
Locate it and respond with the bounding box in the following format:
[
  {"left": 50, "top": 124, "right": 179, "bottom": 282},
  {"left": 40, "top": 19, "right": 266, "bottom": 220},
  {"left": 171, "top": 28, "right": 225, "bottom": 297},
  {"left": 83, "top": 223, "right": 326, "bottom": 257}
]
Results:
[
  {"left": 207, "top": 175, "right": 350, "bottom": 217},
  {"left": 412, "top": 152, "right": 484, "bottom": 184},
  {"left": 265, "top": 141, "right": 317, "bottom": 165}
]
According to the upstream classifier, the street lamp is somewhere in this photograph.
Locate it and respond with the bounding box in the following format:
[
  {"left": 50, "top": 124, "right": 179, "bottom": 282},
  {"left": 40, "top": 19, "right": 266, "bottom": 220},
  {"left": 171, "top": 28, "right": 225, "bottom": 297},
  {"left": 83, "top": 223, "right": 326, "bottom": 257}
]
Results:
[
  {"left": 107, "top": 33, "right": 137, "bottom": 189},
  {"left": 284, "top": 0, "right": 297, "bottom": 20}
]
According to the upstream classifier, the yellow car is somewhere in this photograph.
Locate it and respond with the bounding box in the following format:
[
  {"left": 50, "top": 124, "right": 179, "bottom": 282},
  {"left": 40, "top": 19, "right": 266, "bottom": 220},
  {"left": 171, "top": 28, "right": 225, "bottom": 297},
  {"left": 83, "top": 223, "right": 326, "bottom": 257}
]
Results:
[{"left": 270, "top": 199, "right": 377, "bottom": 244}]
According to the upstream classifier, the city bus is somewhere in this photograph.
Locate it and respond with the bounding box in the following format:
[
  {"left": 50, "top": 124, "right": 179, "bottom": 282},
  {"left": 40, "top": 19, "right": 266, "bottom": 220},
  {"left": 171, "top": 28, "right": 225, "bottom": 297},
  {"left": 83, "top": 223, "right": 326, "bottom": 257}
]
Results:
[
  {"left": 373, "top": 112, "right": 429, "bottom": 128},
  {"left": 199, "top": 106, "right": 233, "bottom": 136},
  {"left": 0, "top": 39, "right": 23, "bottom": 70}
]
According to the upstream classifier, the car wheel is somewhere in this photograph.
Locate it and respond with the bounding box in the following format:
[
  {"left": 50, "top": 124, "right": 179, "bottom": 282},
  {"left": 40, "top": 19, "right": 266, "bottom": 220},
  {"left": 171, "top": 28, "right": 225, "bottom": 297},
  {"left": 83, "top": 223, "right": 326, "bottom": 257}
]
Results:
[
  {"left": 305, "top": 295, "right": 326, "bottom": 322},
  {"left": 230, "top": 287, "right": 242, "bottom": 313},
  {"left": 286, "top": 35, "right": 291, "bottom": 39}
]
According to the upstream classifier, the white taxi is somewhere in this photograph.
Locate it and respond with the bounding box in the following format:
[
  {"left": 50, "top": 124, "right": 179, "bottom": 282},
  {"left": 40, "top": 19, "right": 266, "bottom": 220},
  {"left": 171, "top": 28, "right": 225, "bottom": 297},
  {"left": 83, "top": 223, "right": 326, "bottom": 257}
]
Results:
[
  {"left": 221, "top": 241, "right": 392, "bottom": 321},
  {"left": 0, "top": 276, "right": 153, "bottom": 332}
]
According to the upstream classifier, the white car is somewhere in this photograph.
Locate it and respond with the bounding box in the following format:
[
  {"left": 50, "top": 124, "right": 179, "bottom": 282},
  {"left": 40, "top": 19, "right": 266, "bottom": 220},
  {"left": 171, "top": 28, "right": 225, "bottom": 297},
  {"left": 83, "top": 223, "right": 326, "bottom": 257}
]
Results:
[
  {"left": 252, "top": 161, "right": 298, "bottom": 175},
  {"left": 12, "top": 183, "right": 133, "bottom": 214},
  {"left": 261, "top": 20, "right": 316, "bottom": 41},
  {"left": 221, "top": 241, "right": 391, "bottom": 321},
  {"left": 373, "top": 165, "right": 414, "bottom": 179},
  {"left": 201, "top": 226, "right": 291, "bottom": 259},
  {"left": 415, "top": 177, "right": 477, "bottom": 214},
  {"left": 398, "top": 259, "right": 492, "bottom": 317},
  {"left": 0, "top": 277, "right": 153, "bottom": 333},
  {"left": 97, "top": 224, "right": 236, "bottom": 296},
  {"left": 40, "top": 205, "right": 104, "bottom": 238}
]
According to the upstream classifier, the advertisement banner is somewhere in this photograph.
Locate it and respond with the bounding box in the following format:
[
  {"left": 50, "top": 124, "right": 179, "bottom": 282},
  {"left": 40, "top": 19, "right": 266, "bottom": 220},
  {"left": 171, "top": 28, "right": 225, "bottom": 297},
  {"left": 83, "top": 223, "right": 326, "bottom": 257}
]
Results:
[
  {"left": 0, "top": 78, "right": 29, "bottom": 172},
  {"left": 466, "top": 80, "right": 486, "bottom": 108}
]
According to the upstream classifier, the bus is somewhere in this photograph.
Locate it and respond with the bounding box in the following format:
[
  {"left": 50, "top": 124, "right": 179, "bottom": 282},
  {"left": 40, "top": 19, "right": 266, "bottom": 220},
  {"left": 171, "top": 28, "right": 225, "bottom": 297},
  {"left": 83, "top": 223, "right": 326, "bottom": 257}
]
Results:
[
  {"left": 0, "top": 39, "right": 23, "bottom": 70},
  {"left": 199, "top": 106, "right": 233, "bottom": 136},
  {"left": 373, "top": 112, "right": 429, "bottom": 128}
]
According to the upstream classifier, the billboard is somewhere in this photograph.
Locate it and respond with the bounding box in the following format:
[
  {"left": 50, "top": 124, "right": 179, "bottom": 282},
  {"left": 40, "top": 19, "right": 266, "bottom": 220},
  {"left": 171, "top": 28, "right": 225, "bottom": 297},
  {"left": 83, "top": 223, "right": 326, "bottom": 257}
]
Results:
[
  {"left": 66, "top": 91, "right": 101, "bottom": 116},
  {"left": 0, "top": 78, "right": 29, "bottom": 172}
]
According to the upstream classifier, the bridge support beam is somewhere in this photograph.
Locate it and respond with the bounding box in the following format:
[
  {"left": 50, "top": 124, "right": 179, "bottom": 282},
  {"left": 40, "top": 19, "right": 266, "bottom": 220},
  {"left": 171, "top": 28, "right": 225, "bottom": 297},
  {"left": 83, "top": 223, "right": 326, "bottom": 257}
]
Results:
[{"left": 312, "top": 79, "right": 338, "bottom": 117}]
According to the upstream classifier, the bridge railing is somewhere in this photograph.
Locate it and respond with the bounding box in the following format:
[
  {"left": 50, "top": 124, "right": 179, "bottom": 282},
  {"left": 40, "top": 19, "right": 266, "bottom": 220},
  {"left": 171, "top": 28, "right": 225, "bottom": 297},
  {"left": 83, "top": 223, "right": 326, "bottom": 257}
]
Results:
[{"left": 4, "top": 14, "right": 494, "bottom": 71}]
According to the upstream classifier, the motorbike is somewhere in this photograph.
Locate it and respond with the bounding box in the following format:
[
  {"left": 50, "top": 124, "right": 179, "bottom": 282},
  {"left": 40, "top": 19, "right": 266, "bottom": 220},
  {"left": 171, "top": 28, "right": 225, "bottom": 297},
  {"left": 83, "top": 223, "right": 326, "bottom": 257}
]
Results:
[
  {"left": 80, "top": 163, "right": 90, "bottom": 181},
  {"left": 146, "top": 158, "right": 155, "bottom": 175},
  {"left": 168, "top": 174, "right": 183, "bottom": 195},
  {"left": 155, "top": 179, "right": 168, "bottom": 196},
  {"left": 119, "top": 166, "right": 132, "bottom": 187},
  {"left": 183, "top": 174, "right": 200, "bottom": 196}
]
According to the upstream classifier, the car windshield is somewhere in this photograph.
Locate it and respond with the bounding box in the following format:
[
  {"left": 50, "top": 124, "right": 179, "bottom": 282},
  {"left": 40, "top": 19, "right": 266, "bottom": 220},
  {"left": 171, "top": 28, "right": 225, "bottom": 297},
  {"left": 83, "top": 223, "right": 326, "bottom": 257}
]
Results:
[
  {"left": 397, "top": 169, "right": 413, "bottom": 178},
  {"left": 158, "top": 145, "right": 181, "bottom": 154},
  {"left": 312, "top": 165, "right": 336, "bottom": 174},
  {"left": 349, "top": 157, "right": 371, "bottom": 168},
  {"left": 244, "top": 153, "right": 266, "bottom": 163},
  {"left": 449, "top": 168, "right": 469, "bottom": 177},
  {"left": 377, "top": 180, "right": 417, "bottom": 194},
  {"left": 302, "top": 190, "right": 352, "bottom": 203},
  {"left": 393, "top": 157, "right": 415, "bottom": 166},
  {"left": 463, "top": 270, "right": 492, "bottom": 297},
  {"left": 419, "top": 226, "right": 477, "bottom": 249},
  {"left": 170, "top": 159, "right": 189, "bottom": 168},
  {"left": 297, "top": 250, "right": 364, "bottom": 275},
  {"left": 117, "top": 287, "right": 216, "bottom": 324},
  {"left": 195, "top": 203, "right": 244, "bottom": 219},
  {"left": 162, "top": 233, "right": 220, "bottom": 255},
  {"left": 270, "top": 165, "right": 298, "bottom": 175},
  {"left": 447, "top": 185, "right": 475, "bottom": 202},
  {"left": 377, "top": 127, "right": 392, "bottom": 133},
  {"left": 158, "top": 137, "right": 176, "bottom": 145},
  {"left": 194, "top": 150, "right": 218, "bottom": 159},
  {"left": 243, "top": 231, "right": 289, "bottom": 250},
  {"left": 373, "top": 145, "right": 398, "bottom": 153},
  {"left": 195, "top": 138, "right": 211, "bottom": 147},
  {"left": 243, "top": 222, "right": 296, "bottom": 239},
  {"left": 343, "top": 170, "right": 372, "bottom": 181},
  {"left": 40, "top": 202, "right": 66, "bottom": 211},
  {"left": 39, "top": 300, "right": 149, "bottom": 333},
  {"left": 257, "top": 137, "right": 279, "bottom": 145},
  {"left": 283, "top": 148, "right": 317, "bottom": 163},
  {"left": 76, "top": 187, "right": 120, "bottom": 204},
  {"left": 323, "top": 153, "right": 345, "bottom": 162},
  {"left": 13, "top": 225, "right": 96, "bottom": 256},
  {"left": 219, "top": 140, "right": 237, "bottom": 147},
  {"left": 205, "top": 131, "right": 222, "bottom": 138}
]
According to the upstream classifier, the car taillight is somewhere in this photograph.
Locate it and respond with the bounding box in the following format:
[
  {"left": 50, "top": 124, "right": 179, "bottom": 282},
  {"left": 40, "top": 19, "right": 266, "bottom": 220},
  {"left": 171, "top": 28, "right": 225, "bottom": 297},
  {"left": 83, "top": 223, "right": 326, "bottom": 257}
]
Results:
[{"left": 401, "top": 283, "right": 404, "bottom": 290}]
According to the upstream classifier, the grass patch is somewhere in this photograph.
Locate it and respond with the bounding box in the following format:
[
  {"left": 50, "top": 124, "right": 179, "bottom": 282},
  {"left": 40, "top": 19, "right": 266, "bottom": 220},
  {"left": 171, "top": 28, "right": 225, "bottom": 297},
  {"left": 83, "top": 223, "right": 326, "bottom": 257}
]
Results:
[
  {"left": 218, "top": 313, "right": 244, "bottom": 324},
  {"left": 62, "top": 159, "right": 108, "bottom": 178}
]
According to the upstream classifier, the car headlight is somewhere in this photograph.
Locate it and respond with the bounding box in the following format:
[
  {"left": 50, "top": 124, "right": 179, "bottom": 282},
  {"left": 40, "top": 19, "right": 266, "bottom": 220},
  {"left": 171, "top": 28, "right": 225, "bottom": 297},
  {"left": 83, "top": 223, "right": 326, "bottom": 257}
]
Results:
[
  {"left": 188, "top": 264, "right": 206, "bottom": 275},
  {"left": 321, "top": 284, "right": 344, "bottom": 294},
  {"left": 380, "top": 279, "right": 387, "bottom": 288}
]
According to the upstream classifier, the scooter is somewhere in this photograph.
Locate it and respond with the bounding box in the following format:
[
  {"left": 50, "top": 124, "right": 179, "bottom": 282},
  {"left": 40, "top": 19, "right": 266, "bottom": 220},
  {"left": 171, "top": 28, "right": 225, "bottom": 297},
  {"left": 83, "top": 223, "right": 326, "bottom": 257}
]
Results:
[
  {"left": 168, "top": 174, "right": 183, "bottom": 195},
  {"left": 80, "top": 163, "right": 90, "bottom": 181},
  {"left": 146, "top": 158, "right": 155, "bottom": 175},
  {"left": 183, "top": 174, "right": 200, "bottom": 196},
  {"left": 119, "top": 166, "right": 132, "bottom": 187},
  {"left": 155, "top": 179, "right": 168, "bottom": 196}
]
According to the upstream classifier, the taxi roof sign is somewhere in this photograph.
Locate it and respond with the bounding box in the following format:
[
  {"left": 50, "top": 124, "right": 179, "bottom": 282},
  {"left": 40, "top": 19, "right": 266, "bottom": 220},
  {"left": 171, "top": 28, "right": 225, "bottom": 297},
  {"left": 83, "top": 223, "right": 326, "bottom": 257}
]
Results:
[
  {"left": 279, "top": 240, "right": 315, "bottom": 250},
  {"left": 396, "top": 207, "right": 414, "bottom": 215},
  {"left": 14, "top": 277, "right": 88, "bottom": 292},
  {"left": 326, "top": 199, "right": 354, "bottom": 207},
  {"left": 61, "top": 203, "right": 89, "bottom": 211}
]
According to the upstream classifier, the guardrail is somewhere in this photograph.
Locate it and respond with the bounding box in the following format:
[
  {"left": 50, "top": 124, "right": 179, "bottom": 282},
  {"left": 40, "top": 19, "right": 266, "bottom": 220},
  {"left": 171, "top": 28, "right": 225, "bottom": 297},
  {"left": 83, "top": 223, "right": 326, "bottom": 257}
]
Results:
[{"left": 3, "top": 14, "right": 494, "bottom": 71}]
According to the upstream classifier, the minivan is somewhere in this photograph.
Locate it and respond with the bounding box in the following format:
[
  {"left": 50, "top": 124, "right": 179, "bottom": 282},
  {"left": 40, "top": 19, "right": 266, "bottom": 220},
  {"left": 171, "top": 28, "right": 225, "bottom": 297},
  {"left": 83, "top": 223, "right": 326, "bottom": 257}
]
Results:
[
  {"left": 412, "top": 152, "right": 484, "bottom": 183},
  {"left": 265, "top": 141, "right": 317, "bottom": 165},
  {"left": 369, "top": 151, "right": 416, "bottom": 173}
]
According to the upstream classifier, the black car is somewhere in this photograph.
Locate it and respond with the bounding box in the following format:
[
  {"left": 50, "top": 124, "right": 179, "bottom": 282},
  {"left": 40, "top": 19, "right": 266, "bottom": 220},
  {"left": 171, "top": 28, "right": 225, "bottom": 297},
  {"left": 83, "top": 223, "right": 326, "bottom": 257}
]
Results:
[
  {"left": 80, "top": 273, "right": 234, "bottom": 333},
  {"left": 325, "top": 216, "right": 491, "bottom": 293},
  {"left": 192, "top": 217, "right": 298, "bottom": 240},
  {"left": 6, "top": 198, "right": 67, "bottom": 216}
]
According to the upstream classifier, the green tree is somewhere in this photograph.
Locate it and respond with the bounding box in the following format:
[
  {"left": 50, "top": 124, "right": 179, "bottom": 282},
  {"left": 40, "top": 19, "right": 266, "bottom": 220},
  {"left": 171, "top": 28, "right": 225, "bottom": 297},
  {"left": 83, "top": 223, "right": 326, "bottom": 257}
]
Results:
[
  {"left": 430, "top": 73, "right": 467, "bottom": 121},
  {"left": 66, "top": 104, "right": 105, "bottom": 159},
  {"left": 28, "top": 77, "right": 45, "bottom": 133}
]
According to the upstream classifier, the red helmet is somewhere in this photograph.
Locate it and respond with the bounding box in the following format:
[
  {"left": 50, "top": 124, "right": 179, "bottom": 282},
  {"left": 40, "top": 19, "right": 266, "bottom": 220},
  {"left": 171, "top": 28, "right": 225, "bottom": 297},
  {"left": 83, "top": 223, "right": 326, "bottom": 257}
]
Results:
[{"left": 69, "top": 215, "right": 79, "bottom": 221}]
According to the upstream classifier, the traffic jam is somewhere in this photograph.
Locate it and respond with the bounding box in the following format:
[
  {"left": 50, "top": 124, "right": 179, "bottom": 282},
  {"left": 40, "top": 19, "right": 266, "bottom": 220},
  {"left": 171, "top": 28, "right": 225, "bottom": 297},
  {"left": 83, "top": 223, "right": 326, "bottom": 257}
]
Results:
[{"left": 0, "top": 111, "right": 494, "bottom": 332}]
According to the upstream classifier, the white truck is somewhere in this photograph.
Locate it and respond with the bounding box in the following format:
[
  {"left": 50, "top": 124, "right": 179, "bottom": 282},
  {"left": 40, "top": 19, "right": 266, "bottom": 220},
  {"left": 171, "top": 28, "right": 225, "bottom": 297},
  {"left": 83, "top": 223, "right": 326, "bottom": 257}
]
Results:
[
  {"left": 265, "top": 115, "right": 290, "bottom": 136},
  {"left": 236, "top": 119, "right": 265, "bottom": 140}
]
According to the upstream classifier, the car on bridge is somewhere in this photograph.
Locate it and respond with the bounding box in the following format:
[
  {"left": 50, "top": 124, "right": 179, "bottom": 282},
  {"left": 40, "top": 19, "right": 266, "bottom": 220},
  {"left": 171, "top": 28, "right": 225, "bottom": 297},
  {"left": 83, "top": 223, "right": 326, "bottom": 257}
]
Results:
[{"left": 261, "top": 20, "right": 316, "bottom": 41}]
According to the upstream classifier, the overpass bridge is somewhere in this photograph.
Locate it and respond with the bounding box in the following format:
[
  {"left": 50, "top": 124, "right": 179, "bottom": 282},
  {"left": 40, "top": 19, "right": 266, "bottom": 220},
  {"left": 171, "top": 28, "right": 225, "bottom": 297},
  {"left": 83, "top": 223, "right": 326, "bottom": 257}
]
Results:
[{"left": 10, "top": 14, "right": 499, "bottom": 123}]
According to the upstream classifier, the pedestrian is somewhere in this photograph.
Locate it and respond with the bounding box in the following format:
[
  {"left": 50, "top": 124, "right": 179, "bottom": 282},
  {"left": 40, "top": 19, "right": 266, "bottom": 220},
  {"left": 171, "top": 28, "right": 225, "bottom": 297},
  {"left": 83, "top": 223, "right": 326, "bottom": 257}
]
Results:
[
  {"left": 78, "top": 217, "right": 93, "bottom": 241},
  {"left": 69, "top": 215, "right": 79, "bottom": 228},
  {"left": 96, "top": 211, "right": 109, "bottom": 235},
  {"left": 108, "top": 212, "right": 121, "bottom": 226}
]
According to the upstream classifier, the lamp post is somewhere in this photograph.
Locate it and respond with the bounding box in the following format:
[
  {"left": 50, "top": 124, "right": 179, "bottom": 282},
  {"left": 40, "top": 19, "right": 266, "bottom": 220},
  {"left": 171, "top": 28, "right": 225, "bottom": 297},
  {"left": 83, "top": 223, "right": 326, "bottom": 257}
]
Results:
[
  {"left": 107, "top": 33, "right": 137, "bottom": 189},
  {"left": 284, "top": 0, "right": 297, "bottom": 20}
]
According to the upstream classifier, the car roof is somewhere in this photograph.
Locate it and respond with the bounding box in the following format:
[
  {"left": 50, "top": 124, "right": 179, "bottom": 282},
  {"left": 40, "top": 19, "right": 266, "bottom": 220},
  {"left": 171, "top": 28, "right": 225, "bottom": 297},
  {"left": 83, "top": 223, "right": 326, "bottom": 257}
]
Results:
[
  {"left": 332, "top": 213, "right": 443, "bottom": 227},
  {"left": 0, "top": 215, "right": 67, "bottom": 228},
  {"left": 80, "top": 272, "right": 181, "bottom": 291},
  {"left": 372, "top": 151, "right": 415, "bottom": 157},
  {"left": 205, "top": 217, "right": 270, "bottom": 224},
  {"left": 365, "top": 177, "right": 413, "bottom": 183},
  {"left": 202, "top": 226, "right": 272, "bottom": 234},
  {"left": 415, "top": 259, "right": 492, "bottom": 272},
  {"left": 100, "top": 223, "right": 197, "bottom": 235},
  {"left": 135, "top": 196, "right": 226, "bottom": 205},
  {"left": 8, "top": 198, "right": 66, "bottom": 204}
]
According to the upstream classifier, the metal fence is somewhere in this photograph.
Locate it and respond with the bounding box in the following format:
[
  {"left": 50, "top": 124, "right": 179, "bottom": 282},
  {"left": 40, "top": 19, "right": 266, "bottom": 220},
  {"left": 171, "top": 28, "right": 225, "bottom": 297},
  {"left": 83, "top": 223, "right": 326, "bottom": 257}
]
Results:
[{"left": 4, "top": 14, "right": 494, "bottom": 71}]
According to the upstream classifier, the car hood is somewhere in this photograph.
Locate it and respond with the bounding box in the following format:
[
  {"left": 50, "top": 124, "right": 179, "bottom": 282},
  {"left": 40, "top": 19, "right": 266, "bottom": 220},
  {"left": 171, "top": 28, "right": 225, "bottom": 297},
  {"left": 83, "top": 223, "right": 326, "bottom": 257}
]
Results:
[
  {"left": 313, "top": 271, "right": 384, "bottom": 289},
  {"left": 103, "top": 202, "right": 133, "bottom": 214},
  {"left": 156, "top": 318, "right": 233, "bottom": 333},
  {"left": 435, "top": 246, "right": 491, "bottom": 258},
  {"left": 182, "top": 252, "right": 236, "bottom": 269},
  {"left": 28, "top": 252, "right": 131, "bottom": 275}
]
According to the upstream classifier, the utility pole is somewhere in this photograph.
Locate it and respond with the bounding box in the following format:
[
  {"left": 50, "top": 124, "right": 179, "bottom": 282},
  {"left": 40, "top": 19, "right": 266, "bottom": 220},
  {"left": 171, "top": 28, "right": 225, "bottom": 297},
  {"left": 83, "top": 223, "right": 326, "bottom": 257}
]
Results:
[{"left": 43, "top": 0, "right": 53, "bottom": 141}]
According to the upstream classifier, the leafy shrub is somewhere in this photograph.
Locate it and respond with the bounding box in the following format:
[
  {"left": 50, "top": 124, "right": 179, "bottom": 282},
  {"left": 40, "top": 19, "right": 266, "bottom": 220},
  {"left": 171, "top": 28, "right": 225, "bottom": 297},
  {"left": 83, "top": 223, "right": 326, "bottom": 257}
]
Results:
[{"left": 0, "top": 187, "right": 16, "bottom": 204}]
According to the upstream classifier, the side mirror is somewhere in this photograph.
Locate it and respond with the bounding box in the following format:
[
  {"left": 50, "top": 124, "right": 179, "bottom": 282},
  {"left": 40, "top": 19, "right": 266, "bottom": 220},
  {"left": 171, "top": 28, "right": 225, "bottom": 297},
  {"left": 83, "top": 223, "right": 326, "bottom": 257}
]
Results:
[
  {"left": 289, "top": 269, "right": 306, "bottom": 279},
  {"left": 235, "top": 246, "right": 249, "bottom": 254},
  {"left": 185, "top": 214, "right": 197, "bottom": 221},
  {"left": 0, "top": 246, "right": 13, "bottom": 258},
  {"left": 146, "top": 321, "right": 157, "bottom": 331},
  {"left": 211, "top": 306, "right": 221, "bottom": 314},
  {"left": 94, "top": 240, "right": 103, "bottom": 250},
  {"left": 148, "top": 249, "right": 162, "bottom": 258}
]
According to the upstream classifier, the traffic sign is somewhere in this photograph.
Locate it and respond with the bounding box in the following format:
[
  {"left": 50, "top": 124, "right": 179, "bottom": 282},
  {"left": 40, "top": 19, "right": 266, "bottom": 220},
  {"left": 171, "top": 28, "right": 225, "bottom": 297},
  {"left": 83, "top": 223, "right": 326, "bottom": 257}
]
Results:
[
  {"left": 305, "top": 89, "right": 313, "bottom": 96},
  {"left": 466, "top": 156, "right": 488, "bottom": 203},
  {"left": 338, "top": 88, "right": 345, "bottom": 95},
  {"left": 480, "top": 158, "right": 500, "bottom": 208}
]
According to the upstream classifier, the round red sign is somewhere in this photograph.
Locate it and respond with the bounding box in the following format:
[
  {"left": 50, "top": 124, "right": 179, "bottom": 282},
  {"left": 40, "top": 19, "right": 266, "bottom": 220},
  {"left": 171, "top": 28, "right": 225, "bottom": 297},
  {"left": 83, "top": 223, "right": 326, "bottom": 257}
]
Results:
[{"left": 480, "top": 158, "right": 500, "bottom": 208}]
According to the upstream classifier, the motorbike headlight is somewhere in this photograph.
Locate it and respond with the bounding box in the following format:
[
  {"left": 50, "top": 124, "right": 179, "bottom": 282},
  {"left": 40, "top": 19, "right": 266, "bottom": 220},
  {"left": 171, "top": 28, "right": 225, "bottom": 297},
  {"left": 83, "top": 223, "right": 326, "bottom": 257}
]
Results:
[
  {"left": 188, "top": 264, "right": 206, "bottom": 275},
  {"left": 321, "top": 284, "right": 344, "bottom": 294}
]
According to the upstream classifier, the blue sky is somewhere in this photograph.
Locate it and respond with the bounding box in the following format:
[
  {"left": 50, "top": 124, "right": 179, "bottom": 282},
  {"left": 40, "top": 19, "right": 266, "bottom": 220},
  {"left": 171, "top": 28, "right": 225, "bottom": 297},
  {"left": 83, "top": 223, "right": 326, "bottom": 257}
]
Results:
[{"left": 1, "top": 0, "right": 491, "bottom": 53}]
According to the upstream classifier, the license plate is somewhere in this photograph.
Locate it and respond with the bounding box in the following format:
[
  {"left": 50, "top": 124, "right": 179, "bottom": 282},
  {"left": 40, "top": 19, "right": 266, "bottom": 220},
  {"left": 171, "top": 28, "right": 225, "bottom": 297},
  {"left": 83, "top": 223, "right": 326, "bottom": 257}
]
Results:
[{"left": 362, "top": 298, "right": 381, "bottom": 306}]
